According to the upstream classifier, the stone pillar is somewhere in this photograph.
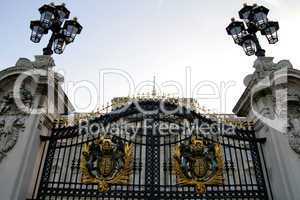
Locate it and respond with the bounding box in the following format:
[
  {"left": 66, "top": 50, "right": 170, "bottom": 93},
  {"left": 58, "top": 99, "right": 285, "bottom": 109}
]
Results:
[
  {"left": 0, "top": 56, "right": 74, "bottom": 200},
  {"left": 233, "top": 57, "right": 300, "bottom": 200}
]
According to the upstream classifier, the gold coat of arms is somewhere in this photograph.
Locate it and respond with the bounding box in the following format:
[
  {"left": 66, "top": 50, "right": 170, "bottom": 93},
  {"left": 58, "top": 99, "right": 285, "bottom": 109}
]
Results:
[
  {"left": 173, "top": 137, "right": 224, "bottom": 195},
  {"left": 80, "top": 136, "right": 134, "bottom": 192}
]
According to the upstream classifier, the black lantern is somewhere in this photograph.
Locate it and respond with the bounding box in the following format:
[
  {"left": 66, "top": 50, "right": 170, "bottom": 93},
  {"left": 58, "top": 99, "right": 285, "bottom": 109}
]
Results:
[
  {"left": 53, "top": 34, "right": 66, "bottom": 54},
  {"left": 55, "top": 4, "right": 70, "bottom": 24},
  {"left": 30, "top": 21, "right": 46, "bottom": 43},
  {"left": 30, "top": 3, "right": 82, "bottom": 55},
  {"left": 238, "top": 4, "right": 254, "bottom": 21},
  {"left": 226, "top": 3, "right": 279, "bottom": 57},
  {"left": 241, "top": 35, "right": 257, "bottom": 56},
  {"left": 62, "top": 18, "right": 83, "bottom": 43},
  {"left": 250, "top": 6, "right": 269, "bottom": 30},
  {"left": 226, "top": 18, "right": 245, "bottom": 44},
  {"left": 261, "top": 21, "right": 279, "bottom": 44},
  {"left": 39, "top": 4, "right": 55, "bottom": 29}
]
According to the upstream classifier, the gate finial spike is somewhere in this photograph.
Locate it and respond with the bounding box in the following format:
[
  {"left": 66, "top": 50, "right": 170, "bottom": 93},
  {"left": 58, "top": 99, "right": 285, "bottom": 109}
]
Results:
[{"left": 152, "top": 75, "right": 157, "bottom": 96}]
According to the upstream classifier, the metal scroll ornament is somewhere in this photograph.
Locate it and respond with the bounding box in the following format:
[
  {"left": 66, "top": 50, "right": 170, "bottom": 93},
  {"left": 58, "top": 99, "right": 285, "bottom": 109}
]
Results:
[
  {"left": 173, "top": 137, "right": 224, "bottom": 195},
  {"left": 80, "top": 136, "right": 134, "bottom": 192}
]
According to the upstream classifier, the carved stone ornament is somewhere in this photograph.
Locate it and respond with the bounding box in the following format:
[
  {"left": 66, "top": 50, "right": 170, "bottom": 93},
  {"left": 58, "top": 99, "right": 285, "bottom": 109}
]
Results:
[
  {"left": 80, "top": 136, "right": 134, "bottom": 192},
  {"left": 243, "top": 57, "right": 293, "bottom": 87},
  {"left": 287, "top": 93, "right": 300, "bottom": 154},
  {"left": 0, "top": 117, "right": 25, "bottom": 162},
  {"left": 288, "top": 118, "right": 300, "bottom": 154},
  {"left": 173, "top": 137, "right": 224, "bottom": 195},
  {"left": 0, "top": 88, "right": 33, "bottom": 114}
]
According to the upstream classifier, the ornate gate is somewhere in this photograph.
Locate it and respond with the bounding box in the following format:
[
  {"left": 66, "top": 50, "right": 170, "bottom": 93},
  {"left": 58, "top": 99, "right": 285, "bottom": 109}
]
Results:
[{"left": 30, "top": 100, "right": 271, "bottom": 199}]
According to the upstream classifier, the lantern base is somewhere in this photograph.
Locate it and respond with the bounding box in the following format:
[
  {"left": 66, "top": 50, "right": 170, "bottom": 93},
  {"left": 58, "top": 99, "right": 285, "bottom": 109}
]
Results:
[
  {"left": 43, "top": 47, "right": 53, "bottom": 56},
  {"left": 255, "top": 49, "right": 266, "bottom": 57}
]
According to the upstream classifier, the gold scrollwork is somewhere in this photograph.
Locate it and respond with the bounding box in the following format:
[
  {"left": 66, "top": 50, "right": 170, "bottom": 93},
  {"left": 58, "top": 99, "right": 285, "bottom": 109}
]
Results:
[
  {"left": 80, "top": 137, "right": 134, "bottom": 192},
  {"left": 173, "top": 137, "right": 224, "bottom": 195}
]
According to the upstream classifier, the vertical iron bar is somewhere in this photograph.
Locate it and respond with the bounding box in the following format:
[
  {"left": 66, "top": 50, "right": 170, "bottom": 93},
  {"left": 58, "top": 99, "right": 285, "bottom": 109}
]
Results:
[
  {"left": 237, "top": 130, "right": 248, "bottom": 191},
  {"left": 62, "top": 128, "right": 75, "bottom": 199}
]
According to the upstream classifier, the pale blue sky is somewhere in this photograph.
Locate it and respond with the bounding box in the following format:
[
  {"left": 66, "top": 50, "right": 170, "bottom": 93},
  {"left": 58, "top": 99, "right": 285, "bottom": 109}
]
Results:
[{"left": 1, "top": 0, "right": 300, "bottom": 112}]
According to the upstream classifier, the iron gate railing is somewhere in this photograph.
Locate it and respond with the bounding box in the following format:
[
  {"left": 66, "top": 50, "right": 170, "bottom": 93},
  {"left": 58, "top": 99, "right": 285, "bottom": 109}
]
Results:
[{"left": 30, "top": 101, "right": 271, "bottom": 200}]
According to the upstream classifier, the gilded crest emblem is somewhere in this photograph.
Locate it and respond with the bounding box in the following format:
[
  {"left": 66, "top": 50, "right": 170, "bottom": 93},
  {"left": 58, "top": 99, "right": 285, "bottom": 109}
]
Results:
[
  {"left": 80, "top": 136, "right": 134, "bottom": 192},
  {"left": 173, "top": 137, "right": 224, "bottom": 195}
]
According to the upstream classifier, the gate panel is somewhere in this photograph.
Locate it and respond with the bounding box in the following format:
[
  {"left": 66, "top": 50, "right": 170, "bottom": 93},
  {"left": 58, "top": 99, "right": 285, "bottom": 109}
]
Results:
[{"left": 30, "top": 105, "right": 270, "bottom": 200}]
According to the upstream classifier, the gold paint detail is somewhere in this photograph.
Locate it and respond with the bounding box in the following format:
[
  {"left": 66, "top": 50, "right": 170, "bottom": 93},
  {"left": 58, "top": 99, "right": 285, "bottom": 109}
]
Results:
[
  {"left": 173, "top": 137, "right": 224, "bottom": 195},
  {"left": 80, "top": 137, "right": 134, "bottom": 192}
]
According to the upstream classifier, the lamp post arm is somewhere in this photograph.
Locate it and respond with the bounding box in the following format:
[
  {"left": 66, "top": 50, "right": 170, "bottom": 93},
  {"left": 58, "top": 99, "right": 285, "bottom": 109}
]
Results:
[
  {"left": 253, "top": 34, "right": 266, "bottom": 57},
  {"left": 43, "top": 34, "right": 55, "bottom": 55}
]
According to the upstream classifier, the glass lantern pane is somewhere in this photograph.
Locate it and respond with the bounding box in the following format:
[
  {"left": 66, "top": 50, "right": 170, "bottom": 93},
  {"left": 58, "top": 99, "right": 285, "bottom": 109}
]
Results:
[
  {"left": 54, "top": 38, "right": 66, "bottom": 54},
  {"left": 267, "top": 32, "right": 278, "bottom": 44},
  {"left": 30, "top": 26, "right": 44, "bottom": 43},
  {"left": 57, "top": 10, "right": 66, "bottom": 19},
  {"left": 64, "top": 25, "right": 78, "bottom": 43},
  {"left": 241, "top": 11, "right": 251, "bottom": 20},
  {"left": 263, "top": 25, "right": 278, "bottom": 44},
  {"left": 57, "top": 10, "right": 66, "bottom": 23},
  {"left": 242, "top": 39, "right": 256, "bottom": 56},
  {"left": 230, "top": 26, "right": 242, "bottom": 35},
  {"left": 254, "top": 12, "right": 267, "bottom": 29},
  {"left": 232, "top": 34, "right": 242, "bottom": 44},
  {"left": 40, "top": 11, "right": 53, "bottom": 28},
  {"left": 232, "top": 30, "right": 245, "bottom": 44}
]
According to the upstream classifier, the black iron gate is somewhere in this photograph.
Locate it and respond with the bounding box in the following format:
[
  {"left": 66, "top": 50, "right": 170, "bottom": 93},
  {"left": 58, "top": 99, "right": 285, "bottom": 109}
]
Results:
[{"left": 30, "top": 101, "right": 271, "bottom": 199}]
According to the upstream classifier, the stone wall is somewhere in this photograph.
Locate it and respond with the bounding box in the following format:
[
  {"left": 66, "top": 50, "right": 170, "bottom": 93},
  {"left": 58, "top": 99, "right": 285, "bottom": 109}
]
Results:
[
  {"left": 233, "top": 57, "right": 300, "bottom": 200},
  {"left": 0, "top": 56, "right": 73, "bottom": 200}
]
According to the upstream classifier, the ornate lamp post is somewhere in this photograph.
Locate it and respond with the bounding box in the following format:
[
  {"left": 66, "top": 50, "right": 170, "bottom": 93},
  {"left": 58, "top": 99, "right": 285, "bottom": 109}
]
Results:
[
  {"left": 226, "top": 4, "right": 279, "bottom": 57},
  {"left": 30, "top": 3, "right": 82, "bottom": 55}
]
